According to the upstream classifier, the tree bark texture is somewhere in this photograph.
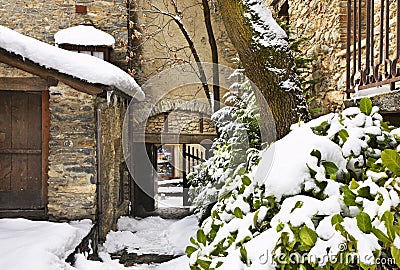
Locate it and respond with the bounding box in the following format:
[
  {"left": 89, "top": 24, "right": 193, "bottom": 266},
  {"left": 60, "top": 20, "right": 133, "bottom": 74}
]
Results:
[{"left": 216, "top": 0, "right": 310, "bottom": 139}]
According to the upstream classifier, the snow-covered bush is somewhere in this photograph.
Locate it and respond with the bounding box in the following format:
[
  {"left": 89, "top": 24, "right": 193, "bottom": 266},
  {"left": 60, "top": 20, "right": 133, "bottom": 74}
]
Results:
[
  {"left": 187, "top": 98, "right": 400, "bottom": 269},
  {"left": 189, "top": 70, "right": 264, "bottom": 218}
]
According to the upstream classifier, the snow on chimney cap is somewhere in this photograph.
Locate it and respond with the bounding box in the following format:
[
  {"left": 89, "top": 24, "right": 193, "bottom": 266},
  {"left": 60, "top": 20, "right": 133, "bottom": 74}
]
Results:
[{"left": 55, "top": 25, "right": 115, "bottom": 47}]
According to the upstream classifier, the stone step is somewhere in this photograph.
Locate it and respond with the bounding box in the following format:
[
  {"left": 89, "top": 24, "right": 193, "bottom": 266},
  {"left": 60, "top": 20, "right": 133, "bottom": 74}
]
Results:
[{"left": 111, "top": 250, "right": 178, "bottom": 266}]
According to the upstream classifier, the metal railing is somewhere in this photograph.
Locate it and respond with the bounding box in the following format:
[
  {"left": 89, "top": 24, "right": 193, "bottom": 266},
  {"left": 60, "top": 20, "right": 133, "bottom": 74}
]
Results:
[{"left": 346, "top": 0, "right": 400, "bottom": 97}]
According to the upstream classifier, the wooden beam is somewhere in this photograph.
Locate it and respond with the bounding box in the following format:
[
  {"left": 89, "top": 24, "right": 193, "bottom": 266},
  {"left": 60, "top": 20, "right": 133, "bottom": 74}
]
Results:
[
  {"left": 0, "top": 77, "right": 57, "bottom": 91},
  {"left": 0, "top": 48, "right": 103, "bottom": 95},
  {"left": 132, "top": 132, "right": 217, "bottom": 144}
]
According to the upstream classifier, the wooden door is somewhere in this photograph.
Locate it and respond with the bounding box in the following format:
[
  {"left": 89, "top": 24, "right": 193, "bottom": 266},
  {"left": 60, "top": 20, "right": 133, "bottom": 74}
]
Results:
[{"left": 0, "top": 91, "right": 46, "bottom": 212}]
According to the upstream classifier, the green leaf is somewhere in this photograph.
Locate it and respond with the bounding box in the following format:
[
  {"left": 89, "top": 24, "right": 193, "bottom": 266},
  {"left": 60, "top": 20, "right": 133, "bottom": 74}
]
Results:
[
  {"left": 197, "top": 229, "right": 206, "bottom": 245},
  {"left": 338, "top": 129, "right": 349, "bottom": 143},
  {"left": 299, "top": 225, "right": 317, "bottom": 247},
  {"left": 382, "top": 211, "right": 396, "bottom": 241},
  {"left": 240, "top": 246, "right": 248, "bottom": 265},
  {"left": 357, "top": 186, "right": 374, "bottom": 200},
  {"left": 349, "top": 179, "right": 359, "bottom": 190},
  {"left": 371, "top": 227, "right": 391, "bottom": 245},
  {"left": 322, "top": 161, "right": 339, "bottom": 179},
  {"left": 185, "top": 246, "right": 197, "bottom": 257},
  {"left": 310, "top": 149, "right": 322, "bottom": 165},
  {"left": 381, "top": 149, "right": 400, "bottom": 175},
  {"left": 290, "top": 201, "right": 304, "bottom": 213},
  {"left": 391, "top": 246, "right": 400, "bottom": 268},
  {"left": 234, "top": 207, "right": 243, "bottom": 219},
  {"left": 241, "top": 175, "right": 251, "bottom": 186},
  {"left": 356, "top": 212, "right": 372, "bottom": 233},
  {"left": 190, "top": 236, "right": 198, "bottom": 247},
  {"left": 197, "top": 259, "right": 211, "bottom": 269},
  {"left": 277, "top": 222, "right": 285, "bottom": 232},
  {"left": 360, "top": 97, "right": 373, "bottom": 115},
  {"left": 342, "top": 185, "right": 357, "bottom": 206},
  {"left": 253, "top": 210, "right": 259, "bottom": 227},
  {"left": 331, "top": 214, "right": 344, "bottom": 225}
]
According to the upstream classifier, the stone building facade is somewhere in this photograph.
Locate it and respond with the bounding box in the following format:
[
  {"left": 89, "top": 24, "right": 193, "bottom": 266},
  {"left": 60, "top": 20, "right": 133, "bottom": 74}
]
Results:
[
  {"left": 0, "top": 58, "right": 135, "bottom": 242},
  {"left": 47, "top": 83, "right": 98, "bottom": 221},
  {"left": 0, "top": 0, "right": 224, "bottom": 236},
  {"left": 0, "top": 0, "right": 142, "bottom": 240},
  {"left": 0, "top": 0, "right": 129, "bottom": 69},
  {"left": 268, "top": 0, "right": 399, "bottom": 114}
]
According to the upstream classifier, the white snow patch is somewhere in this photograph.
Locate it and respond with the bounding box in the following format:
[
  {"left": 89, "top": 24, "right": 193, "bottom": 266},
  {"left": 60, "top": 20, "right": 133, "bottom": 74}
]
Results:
[
  {"left": 244, "top": 0, "right": 288, "bottom": 48},
  {"left": 55, "top": 25, "right": 115, "bottom": 47},
  {"left": 351, "top": 86, "right": 391, "bottom": 99},
  {"left": 254, "top": 127, "right": 346, "bottom": 200},
  {"left": 0, "top": 218, "right": 92, "bottom": 270},
  {"left": 342, "top": 217, "right": 380, "bottom": 265},
  {"left": 105, "top": 216, "right": 198, "bottom": 256}
]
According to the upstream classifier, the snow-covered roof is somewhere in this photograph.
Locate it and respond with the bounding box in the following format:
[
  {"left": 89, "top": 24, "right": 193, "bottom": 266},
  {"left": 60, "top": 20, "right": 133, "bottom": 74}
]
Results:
[
  {"left": 0, "top": 26, "right": 144, "bottom": 100},
  {"left": 54, "top": 25, "right": 115, "bottom": 47}
]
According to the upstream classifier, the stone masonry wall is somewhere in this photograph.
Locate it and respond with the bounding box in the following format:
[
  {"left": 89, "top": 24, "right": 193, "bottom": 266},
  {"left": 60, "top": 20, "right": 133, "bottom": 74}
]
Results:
[
  {"left": 272, "top": 0, "right": 399, "bottom": 114},
  {"left": 286, "top": 0, "right": 348, "bottom": 114},
  {"left": 132, "top": 0, "right": 236, "bottom": 104},
  {"left": 98, "top": 95, "right": 130, "bottom": 239},
  {"left": 48, "top": 82, "right": 97, "bottom": 221},
  {"left": 0, "top": 0, "right": 128, "bottom": 70},
  {"left": 145, "top": 111, "right": 215, "bottom": 134}
]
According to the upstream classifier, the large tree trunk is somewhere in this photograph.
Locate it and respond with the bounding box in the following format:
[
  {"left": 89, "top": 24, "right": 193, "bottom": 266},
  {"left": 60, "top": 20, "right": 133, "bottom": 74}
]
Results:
[{"left": 216, "top": 0, "right": 310, "bottom": 138}]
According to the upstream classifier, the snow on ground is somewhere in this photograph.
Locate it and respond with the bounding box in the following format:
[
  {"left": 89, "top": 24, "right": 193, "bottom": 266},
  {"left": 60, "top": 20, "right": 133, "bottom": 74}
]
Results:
[
  {"left": 104, "top": 215, "right": 198, "bottom": 256},
  {"left": 352, "top": 85, "right": 391, "bottom": 99},
  {"left": 0, "top": 26, "right": 144, "bottom": 100},
  {"left": 157, "top": 179, "right": 183, "bottom": 186},
  {"left": 0, "top": 218, "right": 92, "bottom": 270},
  {"left": 156, "top": 178, "right": 184, "bottom": 208},
  {"left": 158, "top": 186, "right": 182, "bottom": 194},
  {"left": 0, "top": 216, "right": 195, "bottom": 270},
  {"left": 157, "top": 196, "right": 183, "bottom": 208}
]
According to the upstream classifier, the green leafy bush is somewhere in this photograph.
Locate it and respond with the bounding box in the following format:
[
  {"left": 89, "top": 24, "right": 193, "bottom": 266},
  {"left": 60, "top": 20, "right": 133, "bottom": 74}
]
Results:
[
  {"left": 188, "top": 70, "right": 264, "bottom": 219},
  {"left": 187, "top": 98, "right": 400, "bottom": 269}
]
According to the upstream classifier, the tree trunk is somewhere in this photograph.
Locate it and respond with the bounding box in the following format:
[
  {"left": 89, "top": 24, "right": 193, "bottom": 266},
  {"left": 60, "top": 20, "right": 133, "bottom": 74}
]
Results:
[
  {"left": 202, "top": 0, "right": 220, "bottom": 111},
  {"left": 216, "top": 0, "right": 310, "bottom": 139}
]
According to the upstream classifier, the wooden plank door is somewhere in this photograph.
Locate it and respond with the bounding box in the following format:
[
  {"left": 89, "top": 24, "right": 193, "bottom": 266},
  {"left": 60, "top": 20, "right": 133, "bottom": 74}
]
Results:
[{"left": 0, "top": 91, "right": 46, "bottom": 211}]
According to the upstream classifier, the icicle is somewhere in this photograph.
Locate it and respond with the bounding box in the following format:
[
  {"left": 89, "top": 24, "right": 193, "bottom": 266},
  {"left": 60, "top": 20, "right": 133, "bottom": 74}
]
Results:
[{"left": 107, "top": 90, "right": 114, "bottom": 105}]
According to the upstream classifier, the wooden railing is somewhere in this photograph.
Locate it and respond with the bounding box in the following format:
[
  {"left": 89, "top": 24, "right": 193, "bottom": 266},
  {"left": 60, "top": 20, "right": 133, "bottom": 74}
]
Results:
[{"left": 346, "top": 0, "right": 400, "bottom": 97}]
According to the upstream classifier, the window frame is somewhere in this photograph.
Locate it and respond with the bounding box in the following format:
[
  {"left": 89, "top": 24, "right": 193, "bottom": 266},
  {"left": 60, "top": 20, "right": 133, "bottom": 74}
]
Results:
[{"left": 58, "top": 44, "right": 111, "bottom": 62}]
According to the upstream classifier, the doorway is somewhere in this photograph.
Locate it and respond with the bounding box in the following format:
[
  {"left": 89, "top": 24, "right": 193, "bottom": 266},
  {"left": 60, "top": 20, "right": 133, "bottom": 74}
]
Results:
[{"left": 0, "top": 91, "right": 49, "bottom": 217}]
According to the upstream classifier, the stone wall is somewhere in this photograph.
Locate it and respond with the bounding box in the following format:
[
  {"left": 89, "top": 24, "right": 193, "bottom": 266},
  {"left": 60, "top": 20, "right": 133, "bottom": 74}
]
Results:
[
  {"left": 48, "top": 82, "right": 97, "bottom": 221},
  {"left": 98, "top": 95, "right": 131, "bottom": 240},
  {"left": 0, "top": 0, "right": 128, "bottom": 69},
  {"left": 131, "top": 0, "right": 237, "bottom": 97},
  {"left": 269, "top": 0, "right": 399, "bottom": 114},
  {"left": 145, "top": 111, "right": 215, "bottom": 134},
  {"left": 285, "top": 0, "right": 348, "bottom": 114}
]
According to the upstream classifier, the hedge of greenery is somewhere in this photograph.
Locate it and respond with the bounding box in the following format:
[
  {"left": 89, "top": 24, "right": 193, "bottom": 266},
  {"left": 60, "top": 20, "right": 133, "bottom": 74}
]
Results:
[
  {"left": 187, "top": 97, "right": 400, "bottom": 269},
  {"left": 188, "top": 70, "right": 264, "bottom": 219}
]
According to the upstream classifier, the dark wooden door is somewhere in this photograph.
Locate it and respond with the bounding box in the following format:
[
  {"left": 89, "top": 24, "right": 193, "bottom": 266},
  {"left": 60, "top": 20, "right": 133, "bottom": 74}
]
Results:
[{"left": 0, "top": 91, "right": 45, "bottom": 211}]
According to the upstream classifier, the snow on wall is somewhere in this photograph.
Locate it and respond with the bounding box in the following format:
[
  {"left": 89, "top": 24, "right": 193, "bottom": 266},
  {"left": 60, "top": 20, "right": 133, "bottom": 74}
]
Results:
[
  {"left": 0, "top": 26, "right": 144, "bottom": 100},
  {"left": 55, "top": 25, "right": 115, "bottom": 47}
]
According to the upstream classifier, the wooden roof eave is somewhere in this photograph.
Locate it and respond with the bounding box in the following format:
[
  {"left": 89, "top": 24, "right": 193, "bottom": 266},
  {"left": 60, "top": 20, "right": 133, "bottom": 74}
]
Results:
[{"left": 0, "top": 47, "right": 104, "bottom": 95}]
